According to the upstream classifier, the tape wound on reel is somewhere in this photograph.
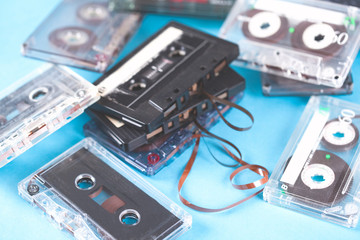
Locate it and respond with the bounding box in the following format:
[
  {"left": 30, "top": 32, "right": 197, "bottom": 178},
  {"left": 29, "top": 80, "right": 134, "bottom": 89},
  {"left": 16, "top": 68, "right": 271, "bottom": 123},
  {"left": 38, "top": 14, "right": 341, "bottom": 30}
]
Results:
[{"left": 177, "top": 91, "right": 269, "bottom": 212}]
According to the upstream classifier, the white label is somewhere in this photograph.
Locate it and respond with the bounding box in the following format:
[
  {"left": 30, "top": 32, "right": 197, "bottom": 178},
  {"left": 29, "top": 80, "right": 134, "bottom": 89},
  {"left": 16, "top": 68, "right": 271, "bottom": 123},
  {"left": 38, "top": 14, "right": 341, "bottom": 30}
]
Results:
[
  {"left": 280, "top": 108, "right": 330, "bottom": 185},
  {"left": 97, "top": 27, "right": 184, "bottom": 96}
]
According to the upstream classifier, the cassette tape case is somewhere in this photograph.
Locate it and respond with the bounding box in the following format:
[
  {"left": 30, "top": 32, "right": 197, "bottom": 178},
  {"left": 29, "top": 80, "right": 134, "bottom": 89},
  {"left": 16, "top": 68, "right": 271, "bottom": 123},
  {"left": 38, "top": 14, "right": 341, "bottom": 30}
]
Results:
[
  {"left": 18, "top": 138, "right": 192, "bottom": 239},
  {"left": 264, "top": 96, "right": 360, "bottom": 228}
]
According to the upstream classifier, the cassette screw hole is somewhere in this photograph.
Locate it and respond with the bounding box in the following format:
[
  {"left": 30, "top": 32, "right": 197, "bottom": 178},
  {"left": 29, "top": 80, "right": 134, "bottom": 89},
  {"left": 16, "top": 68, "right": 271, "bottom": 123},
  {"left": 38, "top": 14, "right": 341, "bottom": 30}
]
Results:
[
  {"left": 334, "top": 75, "right": 339, "bottom": 80},
  {"left": 167, "top": 97, "right": 173, "bottom": 102},
  {"left": 27, "top": 184, "right": 40, "bottom": 196},
  {"left": 147, "top": 153, "right": 160, "bottom": 165},
  {"left": 314, "top": 34, "right": 325, "bottom": 42},
  {"left": 75, "top": 174, "right": 96, "bottom": 190},
  {"left": 169, "top": 46, "right": 186, "bottom": 58},
  {"left": 76, "top": 89, "right": 86, "bottom": 98},
  {"left": 120, "top": 209, "right": 140, "bottom": 226},
  {"left": 260, "top": 22, "right": 270, "bottom": 29},
  {"left": 173, "top": 88, "right": 179, "bottom": 93},
  {"left": 311, "top": 175, "right": 325, "bottom": 183},
  {"left": 200, "top": 66, "right": 206, "bottom": 71}
]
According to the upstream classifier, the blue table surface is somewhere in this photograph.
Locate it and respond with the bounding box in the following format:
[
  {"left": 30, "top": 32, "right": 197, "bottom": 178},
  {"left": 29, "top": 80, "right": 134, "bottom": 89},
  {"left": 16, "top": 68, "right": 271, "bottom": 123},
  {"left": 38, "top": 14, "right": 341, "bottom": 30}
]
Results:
[{"left": 1, "top": 1, "right": 360, "bottom": 239}]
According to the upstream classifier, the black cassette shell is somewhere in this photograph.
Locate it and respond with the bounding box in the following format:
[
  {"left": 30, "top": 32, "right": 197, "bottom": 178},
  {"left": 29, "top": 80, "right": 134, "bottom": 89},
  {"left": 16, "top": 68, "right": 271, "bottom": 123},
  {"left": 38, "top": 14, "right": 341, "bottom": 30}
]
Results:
[
  {"left": 242, "top": 9, "right": 289, "bottom": 43},
  {"left": 93, "top": 21, "right": 240, "bottom": 133},
  {"left": 285, "top": 150, "right": 351, "bottom": 205},
  {"left": 38, "top": 148, "right": 181, "bottom": 239}
]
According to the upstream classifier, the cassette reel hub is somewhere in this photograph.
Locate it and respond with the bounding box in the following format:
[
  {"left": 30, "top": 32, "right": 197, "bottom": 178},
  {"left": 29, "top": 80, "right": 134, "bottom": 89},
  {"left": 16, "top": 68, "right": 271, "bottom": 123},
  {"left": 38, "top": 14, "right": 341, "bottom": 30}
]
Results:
[
  {"left": 248, "top": 11, "right": 282, "bottom": 39},
  {"left": 302, "top": 23, "right": 335, "bottom": 50},
  {"left": 301, "top": 163, "right": 335, "bottom": 190},
  {"left": 78, "top": 3, "right": 109, "bottom": 23},
  {"left": 322, "top": 120, "right": 359, "bottom": 151}
]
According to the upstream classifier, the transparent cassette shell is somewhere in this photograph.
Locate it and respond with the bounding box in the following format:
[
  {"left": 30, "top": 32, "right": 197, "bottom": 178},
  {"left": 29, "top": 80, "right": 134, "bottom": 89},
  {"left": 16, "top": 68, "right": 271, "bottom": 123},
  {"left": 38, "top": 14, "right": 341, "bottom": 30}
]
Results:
[
  {"left": 22, "top": 0, "right": 142, "bottom": 72},
  {"left": 83, "top": 104, "right": 232, "bottom": 176},
  {"left": 263, "top": 96, "right": 360, "bottom": 228},
  {"left": 0, "top": 64, "right": 99, "bottom": 167},
  {"left": 261, "top": 72, "right": 353, "bottom": 96},
  {"left": 220, "top": 0, "right": 360, "bottom": 88},
  {"left": 18, "top": 138, "right": 192, "bottom": 239},
  {"left": 109, "top": 0, "right": 235, "bottom": 18}
]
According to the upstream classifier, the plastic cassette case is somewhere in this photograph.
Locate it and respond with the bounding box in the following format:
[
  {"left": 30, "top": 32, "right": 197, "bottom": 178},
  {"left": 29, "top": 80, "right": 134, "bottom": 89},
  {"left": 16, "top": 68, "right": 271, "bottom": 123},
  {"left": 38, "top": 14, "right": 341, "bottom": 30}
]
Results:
[
  {"left": 89, "top": 66, "right": 245, "bottom": 152},
  {"left": 263, "top": 96, "right": 360, "bottom": 228},
  {"left": 109, "top": 0, "right": 235, "bottom": 18},
  {"left": 93, "top": 21, "right": 239, "bottom": 133},
  {"left": 22, "top": 0, "right": 142, "bottom": 72},
  {"left": 0, "top": 64, "right": 99, "bottom": 167},
  {"left": 261, "top": 72, "right": 353, "bottom": 96},
  {"left": 220, "top": 0, "right": 360, "bottom": 88},
  {"left": 83, "top": 101, "right": 235, "bottom": 175},
  {"left": 18, "top": 138, "right": 192, "bottom": 239}
]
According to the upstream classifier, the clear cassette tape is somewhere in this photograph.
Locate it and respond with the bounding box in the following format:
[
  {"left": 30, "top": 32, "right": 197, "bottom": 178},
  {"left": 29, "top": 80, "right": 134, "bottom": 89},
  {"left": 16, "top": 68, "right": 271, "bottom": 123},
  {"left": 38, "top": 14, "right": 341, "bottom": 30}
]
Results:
[
  {"left": 109, "top": 0, "right": 235, "bottom": 18},
  {"left": 264, "top": 96, "right": 360, "bottom": 227},
  {"left": 18, "top": 138, "right": 192, "bottom": 239},
  {"left": 22, "top": 0, "right": 142, "bottom": 72},
  {"left": 83, "top": 104, "right": 230, "bottom": 176},
  {"left": 0, "top": 64, "right": 99, "bottom": 167},
  {"left": 220, "top": 0, "right": 360, "bottom": 88},
  {"left": 261, "top": 72, "right": 353, "bottom": 96}
]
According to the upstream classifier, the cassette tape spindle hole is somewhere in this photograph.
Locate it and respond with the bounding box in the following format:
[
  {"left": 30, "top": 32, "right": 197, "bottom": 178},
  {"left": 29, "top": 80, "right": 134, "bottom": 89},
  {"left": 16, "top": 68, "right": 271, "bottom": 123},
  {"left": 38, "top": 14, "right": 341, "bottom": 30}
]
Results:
[
  {"left": 29, "top": 87, "right": 49, "bottom": 102},
  {"left": 75, "top": 173, "right": 96, "bottom": 190},
  {"left": 119, "top": 209, "right": 141, "bottom": 226}
]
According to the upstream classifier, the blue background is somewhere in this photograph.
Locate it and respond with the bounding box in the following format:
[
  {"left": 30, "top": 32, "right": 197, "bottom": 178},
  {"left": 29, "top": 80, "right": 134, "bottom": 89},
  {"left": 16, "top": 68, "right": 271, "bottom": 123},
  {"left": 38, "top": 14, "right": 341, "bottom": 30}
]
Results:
[{"left": 1, "top": 0, "right": 360, "bottom": 239}]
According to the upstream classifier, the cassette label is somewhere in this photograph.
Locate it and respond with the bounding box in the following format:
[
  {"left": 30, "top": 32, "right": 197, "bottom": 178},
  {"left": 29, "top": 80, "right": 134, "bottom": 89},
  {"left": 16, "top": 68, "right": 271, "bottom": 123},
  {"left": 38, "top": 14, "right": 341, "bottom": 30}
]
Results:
[
  {"left": 18, "top": 138, "right": 192, "bottom": 239},
  {"left": 89, "top": 66, "right": 245, "bottom": 152},
  {"left": 220, "top": 0, "right": 360, "bottom": 88},
  {"left": 93, "top": 21, "right": 239, "bottom": 132},
  {"left": 264, "top": 96, "right": 360, "bottom": 227},
  {"left": 109, "top": 0, "right": 235, "bottom": 18},
  {"left": 0, "top": 64, "right": 99, "bottom": 167},
  {"left": 22, "top": 0, "right": 142, "bottom": 72}
]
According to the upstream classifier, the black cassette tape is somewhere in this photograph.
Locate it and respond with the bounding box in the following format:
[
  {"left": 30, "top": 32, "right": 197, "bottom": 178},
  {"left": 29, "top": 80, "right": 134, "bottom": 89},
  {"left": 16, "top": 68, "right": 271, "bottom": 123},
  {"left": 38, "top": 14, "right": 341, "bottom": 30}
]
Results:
[
  {"left": 261, "top": 72, "right": 353, "bottom": 96},
  {"left": 93, "top": 21, "right": 239, "bottom": 133},
  {"left": 18, "top": 138, "right": 192, "bottom": 239},
  {"left": 22, "top": 0, "right": 142, "bottom": 72},
  {"left": 89, "top": 66, "right": 244, "bottom": 151},
  {"left": 109, "top": 0, "right": 235, "bottom": 18},
  {"left": 83, "top": 103, "right": 234, "bottom": 175}
]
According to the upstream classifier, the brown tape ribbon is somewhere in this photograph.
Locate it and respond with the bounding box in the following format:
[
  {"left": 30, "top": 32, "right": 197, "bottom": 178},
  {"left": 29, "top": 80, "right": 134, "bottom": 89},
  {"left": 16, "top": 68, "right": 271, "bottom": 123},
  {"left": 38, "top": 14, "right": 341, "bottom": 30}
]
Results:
[{"left": 177, "top": 91, "right": 269, "bottom": 213}]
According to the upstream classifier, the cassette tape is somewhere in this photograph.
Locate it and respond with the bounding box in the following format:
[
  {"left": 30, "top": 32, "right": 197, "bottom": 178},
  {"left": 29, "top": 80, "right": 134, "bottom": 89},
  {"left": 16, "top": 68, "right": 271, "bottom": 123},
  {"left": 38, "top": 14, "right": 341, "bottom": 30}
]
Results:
[
  {"left": 83, "top": 99, "right": 236, "bottom": 175},
  {"left": 320, "top": 0, "right": 360, "bottom": 8},
  {"left": 0, "top": 64, "right": 99, "bottom": 167},
  {"left": 18, "top": 138, "right": 192, "bottom": 239},
  {"left": 89, "top": 66, "right": 245, "bottom": 152},
  {"left": 93, "top": 21, "right": 239, "bottom": 132},
  {"left": 109, "top": 0, "right": 235, "bottom": 18},
  {"left": 263, "top": 96, "right": 360, "bottom": 227},
  {"left": 262, "top": 72, "right": 353, "bottom": 96},
  {"left": 22, "top": 0, "right": 142, "bottom": 72},
  {"left": 220, "top": 0, "right": 360, "bottom": 88}
]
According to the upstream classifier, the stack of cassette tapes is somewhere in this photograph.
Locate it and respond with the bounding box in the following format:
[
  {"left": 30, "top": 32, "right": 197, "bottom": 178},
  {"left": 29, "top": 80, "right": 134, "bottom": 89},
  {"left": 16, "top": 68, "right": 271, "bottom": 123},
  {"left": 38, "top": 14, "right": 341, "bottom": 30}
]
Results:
[
  {"left": 0, "top": 64, "right": 99, "bottom": 167},
  {"left": 264, "top": 96, "right": 360, "bottom": 227},
  {"left": 18, "top": 138, "right": 192, "bottom": 239},
  {"left": 85, "top": 21, "right": 246, "bottom": 174},
  {"left": 220, "top": 0, "right": 360, "bottom": 96},
  {"left": 109, "top": 0, "right": 235, "bottom": 18},
  {"left": 22, "top": 0, "right": 142, "bottom": 72}
]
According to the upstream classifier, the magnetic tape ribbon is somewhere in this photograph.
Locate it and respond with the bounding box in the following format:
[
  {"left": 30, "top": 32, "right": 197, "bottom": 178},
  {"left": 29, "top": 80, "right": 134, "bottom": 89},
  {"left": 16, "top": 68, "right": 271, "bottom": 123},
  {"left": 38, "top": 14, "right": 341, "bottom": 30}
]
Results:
[{"left": 177, "top": 92, "right": 269, "bottom": 212}]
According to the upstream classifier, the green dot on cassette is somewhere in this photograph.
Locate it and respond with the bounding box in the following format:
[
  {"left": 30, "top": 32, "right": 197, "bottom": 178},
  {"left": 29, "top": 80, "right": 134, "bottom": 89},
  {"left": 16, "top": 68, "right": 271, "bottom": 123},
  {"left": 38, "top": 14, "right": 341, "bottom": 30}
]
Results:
[
  {"left": 326, "top": 154, "right": 331, "bottom": 160},
  {"left": 289, "top": 27, "right": 295, "bottom": 33}
]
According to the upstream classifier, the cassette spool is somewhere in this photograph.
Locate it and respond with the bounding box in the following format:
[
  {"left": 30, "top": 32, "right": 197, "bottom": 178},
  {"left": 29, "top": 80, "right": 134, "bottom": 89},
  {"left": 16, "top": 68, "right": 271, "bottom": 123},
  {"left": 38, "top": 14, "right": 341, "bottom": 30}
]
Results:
[
  {"left": 263, "top": 96, "right": 360, "bottom": 228},
  {"left": 22, "top": 0, "right": 142, "bottom": 72},
  {"left": 0, "top": 64, "right": 99, "bottom": 168},
  {"left": 93, "top": 21, "right": 239, "bottom": 132},
  {"left": 109, "top": 0, "right": 235, "bottom": 18},
  {"left": 18, "top": 138, "right": 192, "bottom": 239},
  {"left": 220, "top": 0, "right": 360, "bottom": 88},
  {"left": 83, "top": 98, "right": 236, "bottom": 175},
  {"left": 261, "top": 72, "right": 353, "bottom": 96},
  {"left": 89, "top": 66, "right": 245, "bottom": 152}
]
